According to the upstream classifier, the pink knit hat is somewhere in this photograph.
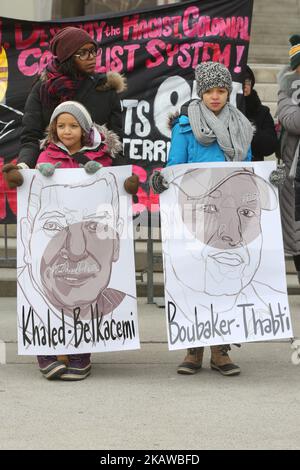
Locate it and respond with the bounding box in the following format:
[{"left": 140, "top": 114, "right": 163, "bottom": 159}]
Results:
[{"left": 50, "top": 26, "right": 97, "bottom": 63}]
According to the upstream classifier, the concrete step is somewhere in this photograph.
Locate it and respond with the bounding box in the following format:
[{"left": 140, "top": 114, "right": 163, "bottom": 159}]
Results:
[
  {"left": 248, "top": 46, "right": 292, "bottom": 64},
  {"left": 1, "top": 268, "right": 299, "bottom": 298},
  {"left": 0, "top": 224, "right": 16, "bottom": 238},
  {"left": 249, "top": 31, "right": 293, "bottom": 45},
  {"left": 0, "top": 237, "right": 16, "bottom": 258},
  {"left": 254, "top": 83, "right": 279, "bottom": 103},
  {"left": 263, "top": 102, "right": 277, "bottom": 117},
  {"left": 0, "top": 269, "right": 17, "bottom": 297},
  {"left": 135, "top": 252, "right": 163, "bottom": 273},
  {"left": 252, "top": 14, "right": 300, "bottom": 26},
  {"left": 249, "top": 0, "right": 300, "bottom": 63},
  {"left": 253, "top": 3, "right": 299, "bottom": 15},
  {"left": 248, "top": 64, "right": 282, "bottom": 84},
  {"left": 0, "top": 268, "right": 165, "bottom": 298}
]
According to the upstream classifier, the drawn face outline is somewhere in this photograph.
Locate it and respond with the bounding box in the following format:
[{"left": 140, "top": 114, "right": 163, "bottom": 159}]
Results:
[
  {"left": 22, "top": 177, "right": 123, "bottom": 310},
  {"left": 168, "top": 170, "right": 267, "bottom": 296}
]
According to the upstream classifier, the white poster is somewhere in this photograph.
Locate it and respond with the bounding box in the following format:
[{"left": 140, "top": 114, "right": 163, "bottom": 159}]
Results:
[
  {"left": 160, "top": 162, "right": 293, "bottom": 350},
  {"left": 17, "top": 167, "right": 139, "bottom": 355}
]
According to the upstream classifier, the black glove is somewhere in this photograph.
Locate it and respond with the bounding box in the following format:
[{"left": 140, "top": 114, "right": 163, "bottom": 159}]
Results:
[
  {"left": 124, "top": 174, "right": 139, "bottom": 195},
  {"left": 2, "top": 163, "right": 24, "bottom": 188},
  {"left": 269, "top": 164, "right": 286, "bottom": 188},
  {"left": 149, "top": 170, "right": 169, "bottom": 194}
]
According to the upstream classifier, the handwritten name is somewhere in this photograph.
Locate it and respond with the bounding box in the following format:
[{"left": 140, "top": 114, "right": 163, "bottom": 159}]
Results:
[
  {"left": 21, "top": 305, "right": 135, "bottom": 348},
  {"left": 168, "top": 301, "right": 291, "bottom": 345}
]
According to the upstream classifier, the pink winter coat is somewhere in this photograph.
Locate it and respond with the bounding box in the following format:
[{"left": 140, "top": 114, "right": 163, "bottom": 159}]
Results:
[
  {"left": 37, "top": 124, "right": 123, "bottom": 168},
  {"left": 37, "top": 141, "right": 112, "bottom": 168}
]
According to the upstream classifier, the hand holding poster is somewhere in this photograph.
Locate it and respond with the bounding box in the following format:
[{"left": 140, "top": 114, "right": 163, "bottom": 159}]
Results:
[
  {"left": 17, "top": 167, "right": 139, "bottom": 355},
  {"left": 160, "top": 162, "right": 293, "bottom": 350}
]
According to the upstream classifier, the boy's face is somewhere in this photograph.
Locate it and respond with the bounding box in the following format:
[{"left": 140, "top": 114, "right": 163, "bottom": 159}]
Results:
[
  {"left": 243, "top": 78, "right": 252, "bottom": 97},
  {"left": 202, "top": 87, "right": 229, "bottom": 115},
  {"left": 56, "top": 113, "right": 83, "bottom": 154},
  {"left": 24, "top": 182, "right": 120, "bottom": 311}
]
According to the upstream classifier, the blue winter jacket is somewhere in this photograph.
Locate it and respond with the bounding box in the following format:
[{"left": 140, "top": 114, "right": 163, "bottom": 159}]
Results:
[{"left": 167, "top": 115, "right": 252, "bottom": 166}]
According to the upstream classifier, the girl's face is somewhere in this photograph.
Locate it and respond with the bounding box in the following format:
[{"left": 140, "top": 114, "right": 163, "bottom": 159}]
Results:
[
  {"left": 56, "top": 113, "right": 83, "bottom": 154},
  {"left": 73, "top": 42, "right": 97, "bottom": 75},
  {"left": 202, "top": 87, "right": 229, "bottom": 115}
]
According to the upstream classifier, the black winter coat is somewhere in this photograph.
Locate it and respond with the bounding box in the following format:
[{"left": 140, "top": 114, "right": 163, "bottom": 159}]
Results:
[
  {"left": 18, "top": 72, "right": 125, "bottom": 168},
  {"left": 244, "top": 89, "right": 278, "bottom": 161}
]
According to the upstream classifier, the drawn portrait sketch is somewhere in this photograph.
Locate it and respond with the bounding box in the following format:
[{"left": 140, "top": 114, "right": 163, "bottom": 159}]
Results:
[
  {"left": 160, "top": 162, "right": 293, "bottom": 350},
  {"left": 17, "top": 167, "right": 139, "bottom": 355}
]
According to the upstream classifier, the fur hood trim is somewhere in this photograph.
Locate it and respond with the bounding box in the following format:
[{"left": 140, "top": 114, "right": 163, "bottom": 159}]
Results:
[
  {"left": 96, "top": 123, "right": 123, "bottom": 158},
  {"left": 167, "top": 111, "right": 180, "bottom": 130},
  {"left": 96, "top": 72, "right": 127, "bottom": 93}
]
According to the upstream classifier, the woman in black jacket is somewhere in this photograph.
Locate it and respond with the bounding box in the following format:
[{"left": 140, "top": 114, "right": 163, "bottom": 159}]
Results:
[
  {"left": 243, "top": 65, "right": 278, "bottom": 161},
  {"left": 3, "top": 26, "right": 137, "bottom": 183},
  {"left": 2, "top": 26, "right": 138, "bottom": 381}
]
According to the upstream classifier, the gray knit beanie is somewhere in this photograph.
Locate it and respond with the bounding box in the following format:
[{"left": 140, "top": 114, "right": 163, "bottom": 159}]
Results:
[
  {"left": 50, "top": 101, "right": 93, "bottom": 134},
  {"left": 195, "top": 61, "right": 232, "bottom": 97}
]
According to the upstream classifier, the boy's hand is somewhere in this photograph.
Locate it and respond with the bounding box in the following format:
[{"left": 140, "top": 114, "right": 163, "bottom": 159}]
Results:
[
  {"left": 149, "top": 170, "right": 169, "bottom": 194},
  {"left": 80, "top": 161, "right": 103, "bottom": 174}
]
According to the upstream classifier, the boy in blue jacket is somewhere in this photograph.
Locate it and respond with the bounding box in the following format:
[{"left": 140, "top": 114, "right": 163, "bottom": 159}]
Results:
[{"left": 151, "top": 62, "right": 253, "bottom": 376}]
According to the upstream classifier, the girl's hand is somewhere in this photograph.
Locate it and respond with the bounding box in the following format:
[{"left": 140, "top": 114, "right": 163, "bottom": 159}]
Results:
[
  {"left": 37, "top": 162, "right": 61, "bottom": 177},
  {"left": 81, "top": 161, "right": 103, "bottom": 174}
]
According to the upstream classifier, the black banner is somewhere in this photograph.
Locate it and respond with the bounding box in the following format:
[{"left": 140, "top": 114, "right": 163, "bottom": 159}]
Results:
[{"left": 0, "top": 0, "right": 253, "bottom": 223}]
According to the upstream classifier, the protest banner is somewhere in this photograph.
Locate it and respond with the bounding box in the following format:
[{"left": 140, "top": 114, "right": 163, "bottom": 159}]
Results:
[{"left": 0, "top": 0, "right": 253, "bottom": 223}]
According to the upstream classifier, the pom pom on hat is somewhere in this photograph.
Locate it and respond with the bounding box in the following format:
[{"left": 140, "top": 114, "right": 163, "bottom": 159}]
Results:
[{"left": 289, "top": 34, "right": 300, "bottom": 70}]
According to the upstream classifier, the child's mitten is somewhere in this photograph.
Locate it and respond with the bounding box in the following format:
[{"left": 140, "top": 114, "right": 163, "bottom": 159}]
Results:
[
  {"left": 81, "top": 161, "right": 103, "bottom": 174},
  {"left": 2, "top": 163, "right": 25, "bottom": 189},
  {"left": 37, "top": 162, "right": 61, "bottom": 177},
  {"left": 124, "top": 174, "right": 139, "bottom": 195}
]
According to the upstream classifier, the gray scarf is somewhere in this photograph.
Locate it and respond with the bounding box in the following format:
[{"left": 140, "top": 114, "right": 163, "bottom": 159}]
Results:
[{"left": 188, "top": 100, "right": 253, "bottom": 161}]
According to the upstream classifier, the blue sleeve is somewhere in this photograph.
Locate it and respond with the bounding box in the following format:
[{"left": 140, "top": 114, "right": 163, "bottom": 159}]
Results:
[
  {"left": 245, "top": 146, "right": 252, "bottom": 161},
  {"left": 166, "top": 123, "right": 189, "bottom": 167}
]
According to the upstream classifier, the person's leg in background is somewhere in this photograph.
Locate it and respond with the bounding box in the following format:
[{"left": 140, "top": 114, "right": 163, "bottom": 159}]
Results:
[{"left": 293, "top": 254, "right": 300, "bottom": 283}]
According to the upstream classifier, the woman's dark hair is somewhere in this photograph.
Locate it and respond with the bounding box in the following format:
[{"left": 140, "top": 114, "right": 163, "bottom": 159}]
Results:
[{"left": 57, "top": 56, "right": 79, "bottom": 79}]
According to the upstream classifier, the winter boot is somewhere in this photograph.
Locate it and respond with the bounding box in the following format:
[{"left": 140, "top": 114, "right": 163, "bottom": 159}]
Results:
[
  {"left": 177, "top": 348, "right": 204, "bottom": 375},
  {"left": 57, "top": 355, "right": 69, "bottom": 366},
  {"left": 37, "top": 356, "right": 67, "bottom": 380},
  {"left": 210, "top": 345, "right": 240, "bottom": 376},
  {"left": 60, "top": 354, "right": 91, "bottom": 381}
]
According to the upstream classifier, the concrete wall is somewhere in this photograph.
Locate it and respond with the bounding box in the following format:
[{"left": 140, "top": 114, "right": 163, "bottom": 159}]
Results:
[{"left": 0, "top": 0, "right": 52, "bottom": 21}]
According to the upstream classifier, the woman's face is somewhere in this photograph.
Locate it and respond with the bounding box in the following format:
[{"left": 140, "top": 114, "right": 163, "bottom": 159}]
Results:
[
  {"left": 243, "top": 78, "right": 252, "bottom": 97},
  {"left": 73, "top": 42, "right": 97, "bottom": 75},
  {"left": 202, "top": 87, "right": 229, "bottom": 115}
]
